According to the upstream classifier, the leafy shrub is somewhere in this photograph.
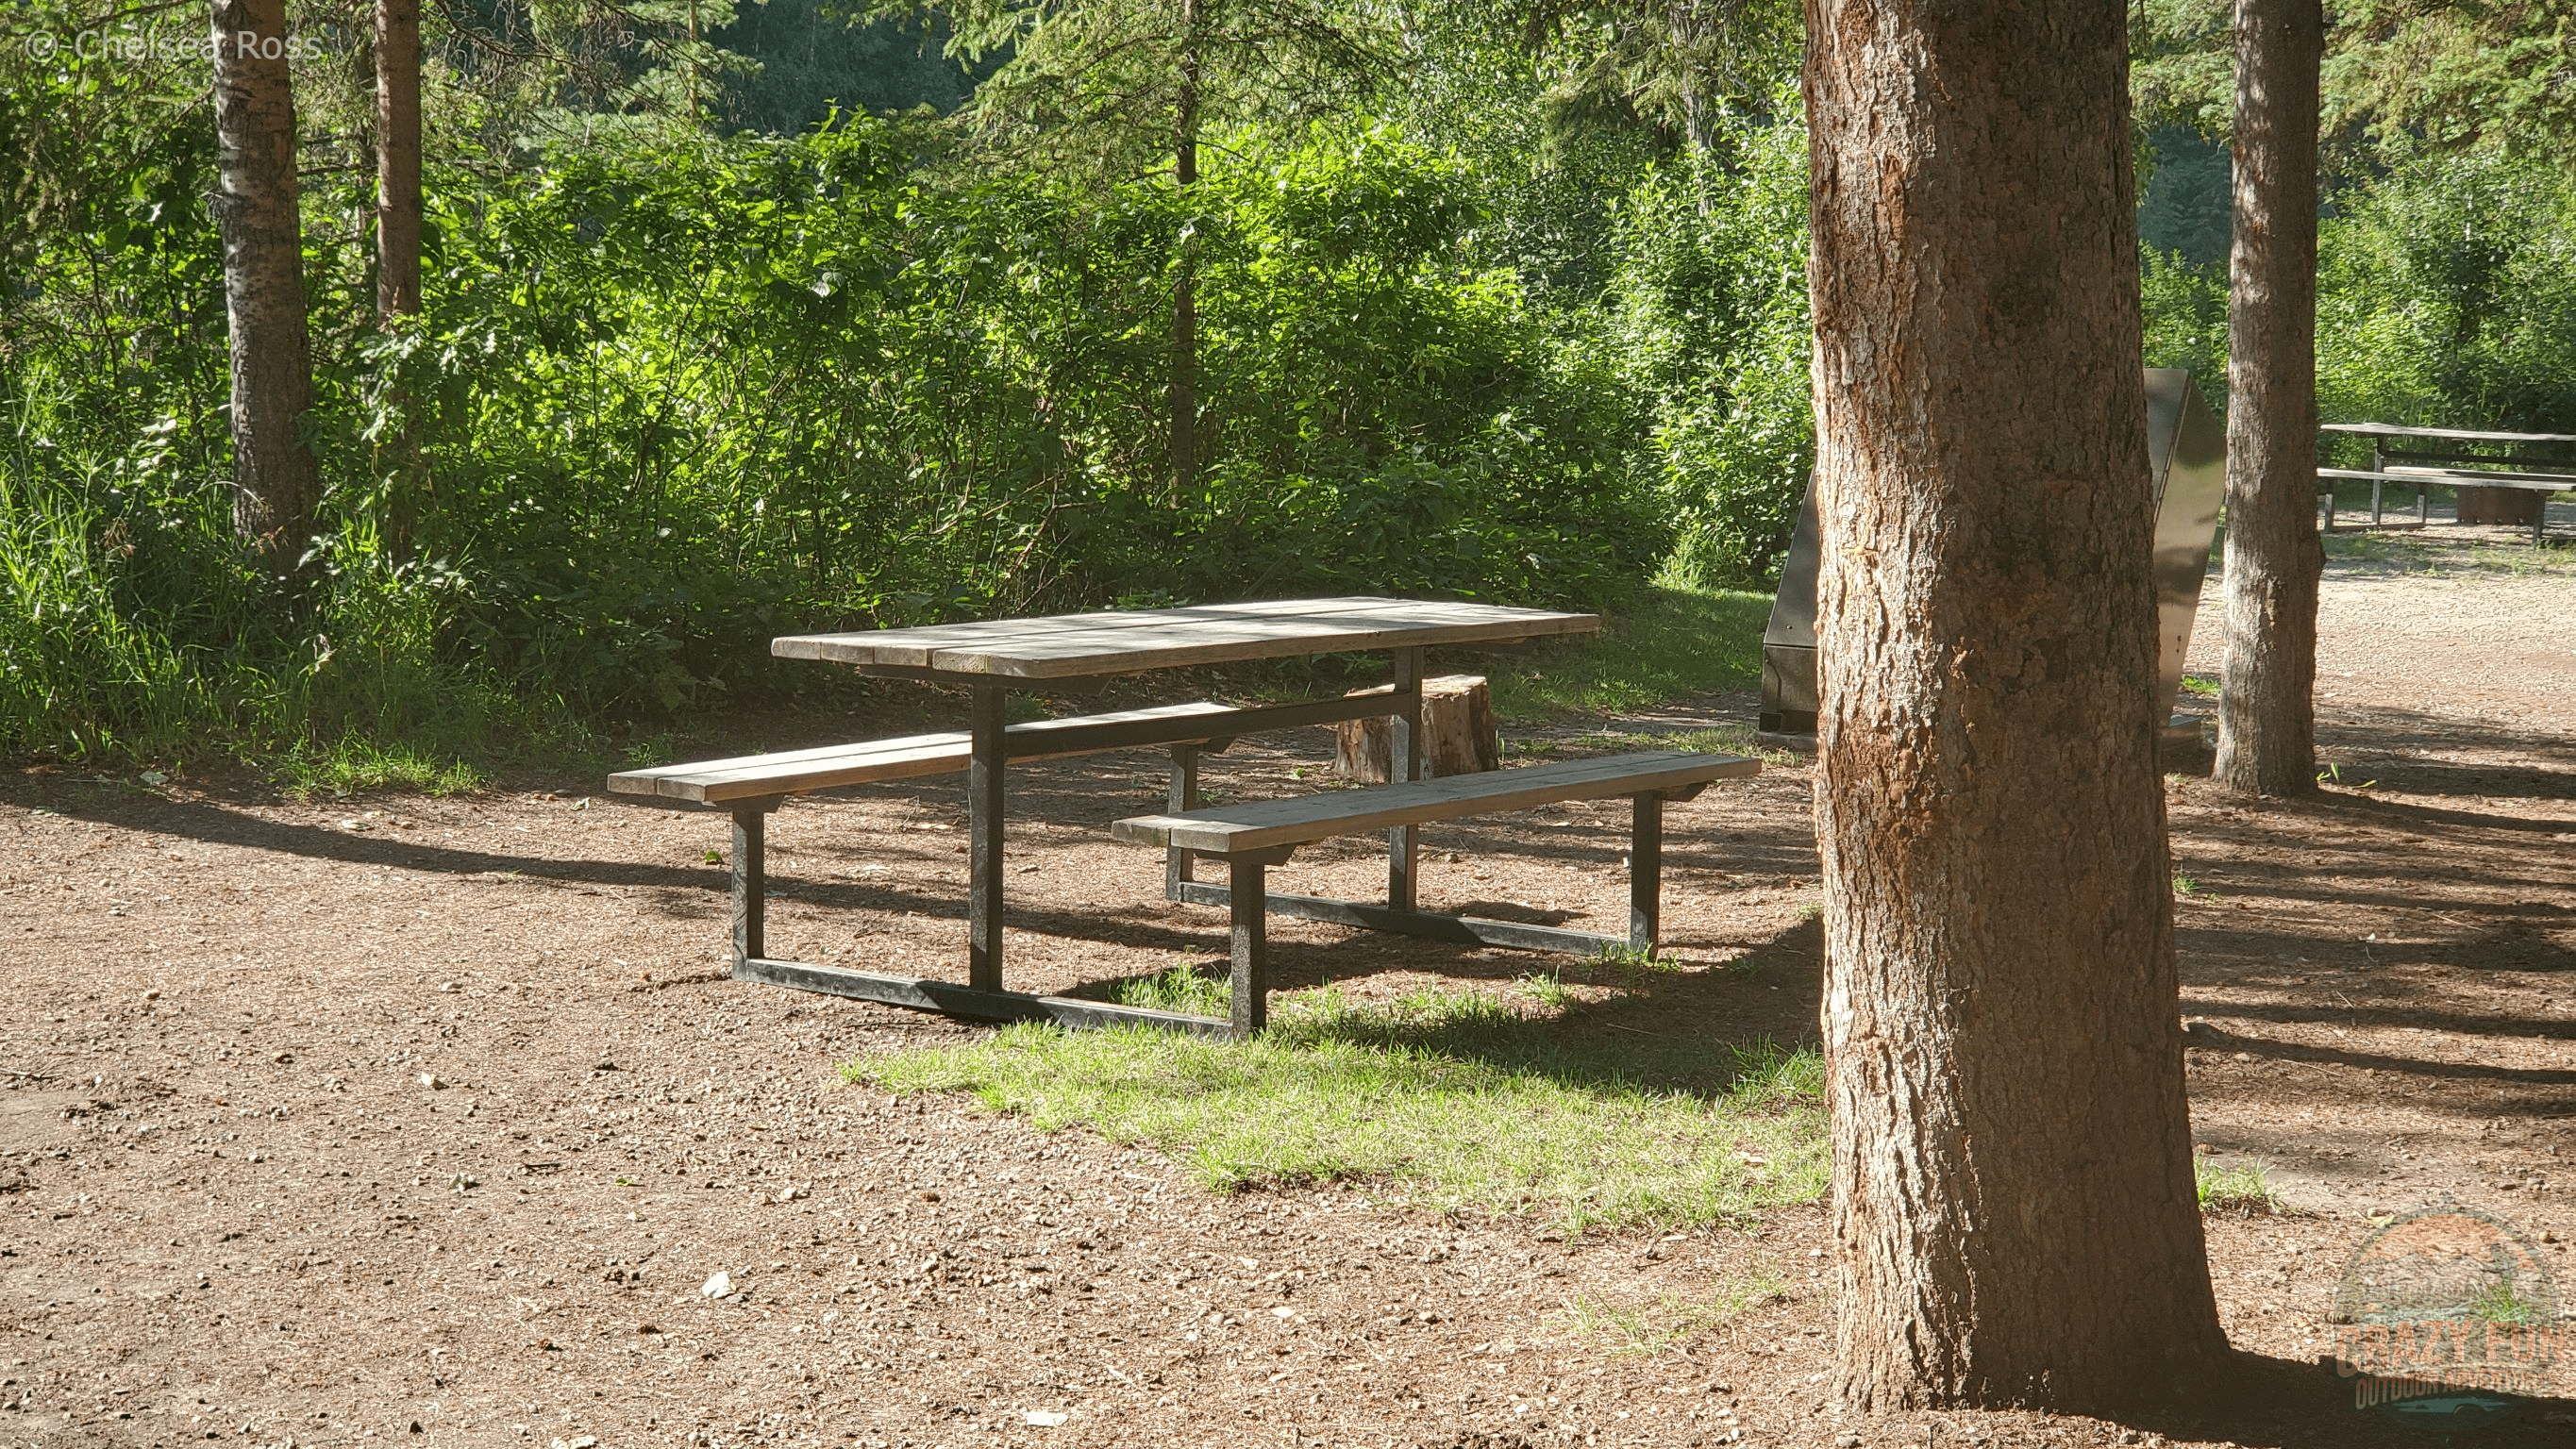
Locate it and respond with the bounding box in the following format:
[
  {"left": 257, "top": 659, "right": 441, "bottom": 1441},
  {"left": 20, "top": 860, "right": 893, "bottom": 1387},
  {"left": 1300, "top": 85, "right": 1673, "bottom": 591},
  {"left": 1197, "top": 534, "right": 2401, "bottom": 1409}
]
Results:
[
  {"left": 2317, "top": 149, "right": 2576, "bottom": 459},
  {"left": 1601, "top": 103, "right": 1813, "bottom": 588},
  {"left": 1, "top": 114, "right": 1661, "bottom": 760}
]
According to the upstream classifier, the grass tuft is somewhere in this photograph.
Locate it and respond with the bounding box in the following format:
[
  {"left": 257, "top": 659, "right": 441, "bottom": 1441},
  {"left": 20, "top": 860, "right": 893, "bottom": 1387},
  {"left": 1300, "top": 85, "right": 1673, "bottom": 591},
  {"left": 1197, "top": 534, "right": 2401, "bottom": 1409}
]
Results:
[
  {"left": 2196, "top": 1153, "right": 2285, "bottom": 1215},
  {"left": 845, "top": 988, "right": 1828, "bottom": 1233},
  {"left": 1083, "top": 962, "right": 1234, "bottom": 1018},
  {"left": 1514, "top": 966, "right": 1572, "bottom": 1009},
  {"left": 274, "top": 736, "right": 488, "bottom": 798},
  {"left": 1562, "top": 1270, "right": 1791, "bottom": 1354}
]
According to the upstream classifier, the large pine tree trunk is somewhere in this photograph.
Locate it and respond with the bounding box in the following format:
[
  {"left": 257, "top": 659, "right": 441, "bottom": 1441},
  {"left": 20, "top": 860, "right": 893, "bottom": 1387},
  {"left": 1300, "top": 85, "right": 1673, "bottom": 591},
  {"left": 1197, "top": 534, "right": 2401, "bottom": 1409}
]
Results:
[
  {"left": 2214, "top": 0, "right": 2324, "bottom": 796},
  {"left": 210, "top": 0, "right": 321, "bottom": 570},
  {"left": 1805, "top": 0, "right": 2227, "bottom": 1411},
  {"left": 375, "top": 0, "right": 422, "bottom": 320}
]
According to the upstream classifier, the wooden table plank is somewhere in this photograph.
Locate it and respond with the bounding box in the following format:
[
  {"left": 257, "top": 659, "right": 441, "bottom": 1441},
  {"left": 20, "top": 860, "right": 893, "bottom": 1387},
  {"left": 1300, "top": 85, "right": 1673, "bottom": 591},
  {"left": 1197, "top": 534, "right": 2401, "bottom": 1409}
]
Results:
[
  {"left": 773, "top": 597, "right": 1599, "bottom": 679},
  {"left": 770, "top": 598, "right": 1401, "bottom": 669},
  {"left": 1110, "top": 751, "right": 1759, "bottom": 854}
]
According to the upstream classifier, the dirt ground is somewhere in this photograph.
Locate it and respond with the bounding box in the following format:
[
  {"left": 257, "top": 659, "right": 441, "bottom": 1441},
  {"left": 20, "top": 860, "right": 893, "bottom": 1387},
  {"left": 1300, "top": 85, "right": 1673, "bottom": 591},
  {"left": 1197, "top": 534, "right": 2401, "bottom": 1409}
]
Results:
[{"left": 4, "top": 525, "right": 2574, "bottom": 1449}]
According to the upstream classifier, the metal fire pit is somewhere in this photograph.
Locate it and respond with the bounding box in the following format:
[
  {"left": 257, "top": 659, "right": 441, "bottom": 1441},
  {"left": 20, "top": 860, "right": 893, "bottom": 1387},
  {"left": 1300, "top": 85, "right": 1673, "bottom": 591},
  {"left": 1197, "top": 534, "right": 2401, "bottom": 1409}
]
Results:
[{"left": 1758, "top": 368, "right": 2226, "bottom": 737}]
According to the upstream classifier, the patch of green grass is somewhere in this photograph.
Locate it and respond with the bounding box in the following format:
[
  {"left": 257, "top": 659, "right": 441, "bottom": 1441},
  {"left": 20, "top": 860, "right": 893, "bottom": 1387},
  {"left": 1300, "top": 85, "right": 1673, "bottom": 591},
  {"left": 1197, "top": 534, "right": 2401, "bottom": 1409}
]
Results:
[
  {"left": 1081, "top": 962, "right": 1234, "bottom": 1018},
  {"left": 1562, "top": 1270, "right": 1791, "bottom": 1354},
  {"left": 2467, "top": 1273, "right": 2550, "bottom": 1325},
  {"left": 2173, "top": 875, "right": 2200, "bottom": 895},
  {"left": 1478, "top": 584, "right": 1771, "bottom": 724},
  {"left": 1514, "top": 966, "right": 1572, "bottom": 1009},
  {"left": 1545, "top": 724, "right": 1805, "bottom": 770},
  {"left": 274, "top": 736, "right": 487, "bottom": 797},
  {"left": 2319, "top": 525, "right": 2576, "bottom": 579},
  {"left": 2196, "top": 1154, "right": 2284, "bottom": 1215},
  {"left": 2180, "top": 672, "right": 2220, "bottom": 698},
  {"left": 845, "top": 987, "right": 1828, "bottom": 1233},
  {"left": 1595, "top": 940, "right": 1680, "bottom": 973}
]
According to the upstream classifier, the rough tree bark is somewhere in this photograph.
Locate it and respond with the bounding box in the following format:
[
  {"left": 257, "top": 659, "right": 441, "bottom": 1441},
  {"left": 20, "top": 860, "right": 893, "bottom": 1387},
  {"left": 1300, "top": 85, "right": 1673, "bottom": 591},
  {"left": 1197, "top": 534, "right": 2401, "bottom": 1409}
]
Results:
[
  {"left": 1805, "top": 0, "right": 2228, "bottom": 1412},
  {"left": 375, "top": 0, "right": 422, "bottom": 321},
  {"left": 211, "top": 0, "right": 321, "bottom": 570},
  {"left": 2214, "top": 0, "right": 2324, "bottom": 796},
  {"left": 375, "top": 0, "right": 427, "bottom": 553}
]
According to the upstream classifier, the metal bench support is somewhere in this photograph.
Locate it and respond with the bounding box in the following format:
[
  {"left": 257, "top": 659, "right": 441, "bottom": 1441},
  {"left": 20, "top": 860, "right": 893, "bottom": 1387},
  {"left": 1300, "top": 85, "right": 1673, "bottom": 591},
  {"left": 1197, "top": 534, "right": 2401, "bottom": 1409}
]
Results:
[
  {"left": 729, "top": 798, "right": 782, "bottom": 968},
  {"left": 968, "top": 683, "right": 1006, "bottom": 992},
  {"left": 1186, "top": 784, "right": 1688, "bottom": 1037},
  {"left": 1230, "top": 858, "right": 1270, "bottom": 1037},
  {"left": 1630, "top": 791, "right": 1661, "bottom": 949}
]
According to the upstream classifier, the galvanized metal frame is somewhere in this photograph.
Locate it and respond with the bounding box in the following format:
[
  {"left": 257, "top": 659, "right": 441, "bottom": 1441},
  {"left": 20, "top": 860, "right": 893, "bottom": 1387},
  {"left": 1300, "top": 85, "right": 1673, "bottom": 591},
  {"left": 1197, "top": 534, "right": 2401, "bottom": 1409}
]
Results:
[
  {"left": 1168, "top": 786, "right": 1677, "bottom": 1037},
  {"left": 721, "top": 667, "right": 1426, "bottom": 1036}
]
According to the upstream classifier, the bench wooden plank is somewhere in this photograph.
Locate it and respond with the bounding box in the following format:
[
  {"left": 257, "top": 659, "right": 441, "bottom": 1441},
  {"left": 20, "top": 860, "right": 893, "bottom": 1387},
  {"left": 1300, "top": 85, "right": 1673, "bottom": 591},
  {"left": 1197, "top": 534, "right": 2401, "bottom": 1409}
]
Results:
[
  {"left": 2321, "top": 466, "right": 2575, "bottom": 491},
  {"left": 772, "top": 597, "right": 1600, "bottom": 680},
  {"left": 610, "top": 701, "right": 1246, "bottom": 805},
  {"left": 1110, "top": 750, "right": 1759, "bottom": 855},
  {"left": 2317, "top": 467, "right": 2576, "bottom": 489}
]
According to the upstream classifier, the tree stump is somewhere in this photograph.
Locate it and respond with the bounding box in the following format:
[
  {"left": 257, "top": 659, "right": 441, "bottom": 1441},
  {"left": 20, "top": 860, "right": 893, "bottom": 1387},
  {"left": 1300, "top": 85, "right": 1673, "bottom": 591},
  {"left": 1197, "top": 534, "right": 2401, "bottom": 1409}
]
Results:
[
  {"left": 2455, "top": 486, "right": 2545, "bottom": 527},
  {"left": 1333, "top": 675, "right": 1499, "bottom": 782}
]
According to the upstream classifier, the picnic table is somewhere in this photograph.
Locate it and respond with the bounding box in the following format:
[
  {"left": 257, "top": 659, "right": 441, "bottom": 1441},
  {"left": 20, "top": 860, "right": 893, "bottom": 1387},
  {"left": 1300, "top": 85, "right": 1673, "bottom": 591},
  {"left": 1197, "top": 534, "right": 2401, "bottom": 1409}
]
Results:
[
  {"left": 620, "top": 597, "right": 1628, "bottom": 1033},
  {"left": 2317, "top": 422, "right": 2576, "bottom": 540}
]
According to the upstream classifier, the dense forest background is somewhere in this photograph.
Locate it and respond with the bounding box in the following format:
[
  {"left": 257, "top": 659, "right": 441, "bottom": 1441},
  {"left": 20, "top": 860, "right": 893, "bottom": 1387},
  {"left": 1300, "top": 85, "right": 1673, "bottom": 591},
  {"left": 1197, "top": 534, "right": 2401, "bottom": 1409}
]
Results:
[{"left": 2, "top": 0, "right": 2572, "bottom": 775}]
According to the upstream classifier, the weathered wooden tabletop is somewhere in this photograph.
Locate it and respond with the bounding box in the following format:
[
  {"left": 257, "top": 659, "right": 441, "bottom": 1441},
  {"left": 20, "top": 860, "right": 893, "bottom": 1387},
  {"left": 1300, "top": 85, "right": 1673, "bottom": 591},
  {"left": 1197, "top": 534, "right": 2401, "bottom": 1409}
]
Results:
[{"left": 771, "top": 596, "right": 1601, "bottom": 680}]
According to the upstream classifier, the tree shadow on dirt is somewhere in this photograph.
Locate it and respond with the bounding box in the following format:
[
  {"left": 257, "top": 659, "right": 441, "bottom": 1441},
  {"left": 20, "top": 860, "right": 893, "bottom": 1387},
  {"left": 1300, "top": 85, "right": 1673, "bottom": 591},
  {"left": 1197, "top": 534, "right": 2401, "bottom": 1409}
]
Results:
[
  {"left": 1063, "top": 914, "right": 1831, "bottom": 1103},
  {"left": 2105, "top": 1349, "right": 2576, "bottom": 1448}
]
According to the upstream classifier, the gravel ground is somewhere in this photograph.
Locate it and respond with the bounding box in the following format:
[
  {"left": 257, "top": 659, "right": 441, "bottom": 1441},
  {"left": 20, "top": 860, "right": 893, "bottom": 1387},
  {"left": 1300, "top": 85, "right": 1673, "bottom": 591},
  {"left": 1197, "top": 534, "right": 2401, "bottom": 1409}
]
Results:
[{"left": 4, "top": 524, "right": 2573, "bottom": 1448}]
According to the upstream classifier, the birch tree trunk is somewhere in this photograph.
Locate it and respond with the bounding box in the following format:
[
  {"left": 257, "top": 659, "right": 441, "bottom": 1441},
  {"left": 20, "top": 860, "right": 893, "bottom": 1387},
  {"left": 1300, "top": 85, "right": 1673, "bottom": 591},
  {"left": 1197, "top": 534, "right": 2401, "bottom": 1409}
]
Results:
[
  {"left": 2214, "top": 0, "right": 2324, "bottom": 797},
  {"left": 211, "top": 0, "right": 320, "bottom": 570},
  {"left": 1805, "top": 0, "right": 2229, "bottom": 1410}
]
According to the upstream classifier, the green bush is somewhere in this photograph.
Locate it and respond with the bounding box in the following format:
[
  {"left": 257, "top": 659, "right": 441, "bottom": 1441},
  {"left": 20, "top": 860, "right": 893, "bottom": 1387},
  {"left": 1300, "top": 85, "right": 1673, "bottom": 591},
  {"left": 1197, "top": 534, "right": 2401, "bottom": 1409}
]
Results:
[
  {"left": 2317, "top": 150, "right": 2576, "bottom": 458},
  {"left": 0, "top": 115, "right": 1662, "bottom": 763},
  {"left": 1601, "top": 103, "right": 1813, "bottom": 588},
  {"left": 2141, "top": 245, "right": 2229, "bottom": 409}
]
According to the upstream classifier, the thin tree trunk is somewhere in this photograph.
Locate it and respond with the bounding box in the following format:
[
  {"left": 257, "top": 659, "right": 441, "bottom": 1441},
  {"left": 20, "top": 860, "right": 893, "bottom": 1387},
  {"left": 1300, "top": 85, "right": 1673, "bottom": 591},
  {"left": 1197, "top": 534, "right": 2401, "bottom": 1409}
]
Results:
[
  {"left": 1170, "top": 1, "right": 1200, "bottom": 504},
  {"left": 375, "top": 0, "right": 427, "bottom": 553},
  {"left": 1805, "top": 0, "right": 2226, "bottom": 1411},
  {"left": 375, "top": 0, "right": 422, "bottom": 321},
  {"left": 211, "top": 0, "right": 321, "bottom": 572},
  {"left": 2214, "top": 0, "right": 2323, "bottom": 796}
]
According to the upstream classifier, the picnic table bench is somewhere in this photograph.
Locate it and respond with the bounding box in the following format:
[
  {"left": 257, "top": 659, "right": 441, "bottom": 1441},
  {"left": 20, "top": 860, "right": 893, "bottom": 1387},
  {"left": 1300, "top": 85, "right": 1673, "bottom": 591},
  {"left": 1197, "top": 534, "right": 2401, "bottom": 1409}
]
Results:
[
  {"left": 2317, "top": 422, "right": 2576, "bottom": 541},
  {"left": 609, "top": 597, "right": 1772, "bottom": 1037},
  {"left": 1110, "top": 749, "right": 1758, "bottom": 1034}
]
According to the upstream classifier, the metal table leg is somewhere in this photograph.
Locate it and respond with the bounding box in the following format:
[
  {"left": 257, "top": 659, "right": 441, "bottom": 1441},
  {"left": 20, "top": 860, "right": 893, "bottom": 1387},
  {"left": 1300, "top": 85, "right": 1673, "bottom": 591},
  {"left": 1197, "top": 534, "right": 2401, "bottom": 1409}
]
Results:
[
  {"left": 968, "top": 683, "right": 1007, "bottom": 992},
  {"left": 1229, "top": 858, "right": 1267, "bottom": 1038},
  {"left": 1165, "top": 742, "right": 1200, "bottom": 903},
  {"left": 1629, "top": 792, "right": 1662, "bottom": 950},
  {"left": 731, "top": 806, "right": 769, "bottom": 967},
  {"left": 1388, "top": 645, "right": 1423, "bottom": 910}
]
